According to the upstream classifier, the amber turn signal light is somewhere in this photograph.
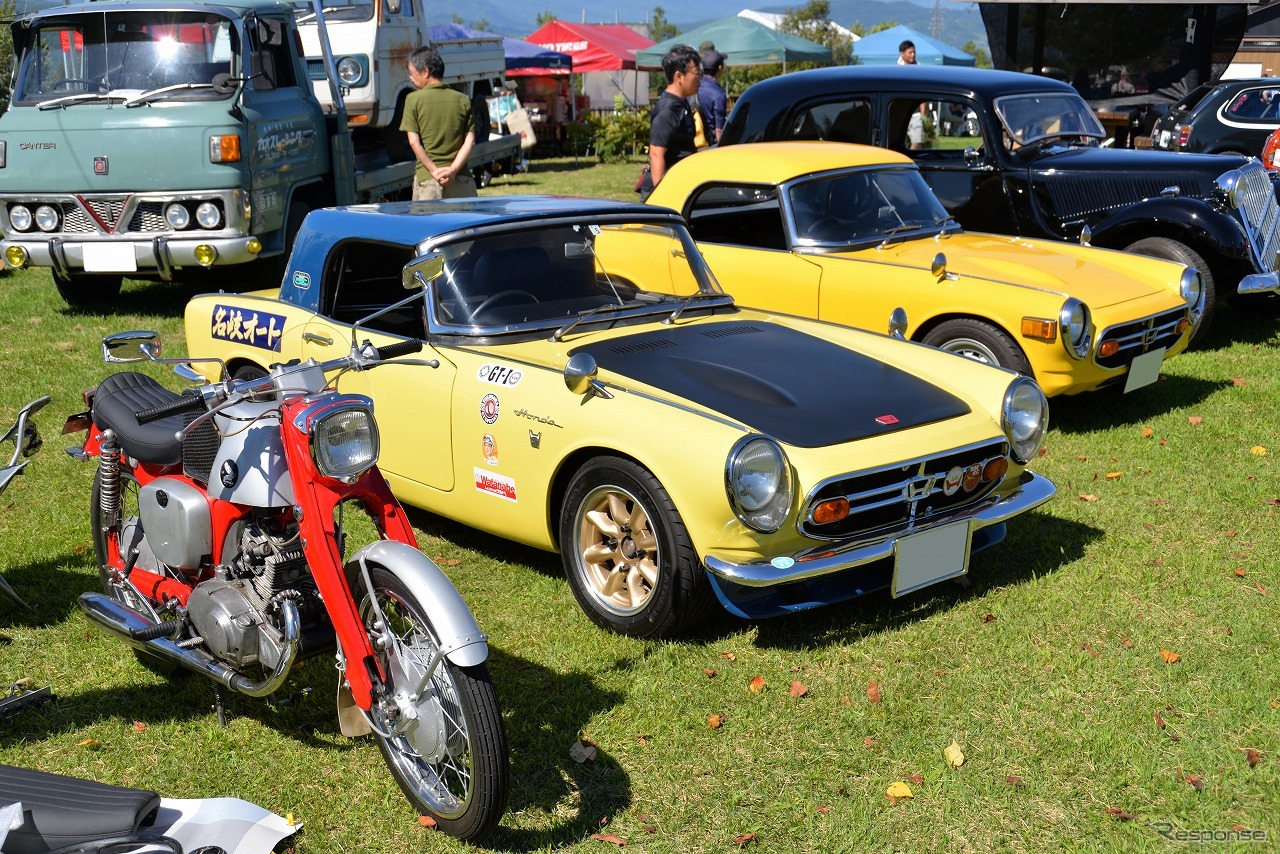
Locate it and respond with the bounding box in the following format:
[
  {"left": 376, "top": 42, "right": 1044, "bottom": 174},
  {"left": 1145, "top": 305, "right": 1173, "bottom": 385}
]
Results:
[
  {"left": 982, "top": 457, "right": 1009, "bottom": 482},
  {"left": 1176, "top": 318, "right": 1191, "bottom": 334},
  {"left": 812, "top": 497, "right": 850, "bottom": 525},
  {"left": 1099, "top": 339, "right": 1120, "bottom": 358},
  {"left": 209, "top": 134, "right": 241, "bottom": 163},
  {"left": 1021, "top": 317, "right": 1057, "bottom": 341}
]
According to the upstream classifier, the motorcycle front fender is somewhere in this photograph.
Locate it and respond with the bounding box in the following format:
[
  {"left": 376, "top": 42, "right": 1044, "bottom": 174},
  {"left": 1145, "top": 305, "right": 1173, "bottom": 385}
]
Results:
[{"left": 346, "top": 540, "right": 489, "bottom": 668}]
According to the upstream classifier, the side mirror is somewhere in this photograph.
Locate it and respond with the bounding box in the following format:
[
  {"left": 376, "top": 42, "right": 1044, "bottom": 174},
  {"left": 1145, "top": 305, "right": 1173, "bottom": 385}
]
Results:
[
  {"left": 385, "top": 0, "right": 402, "bottom": 13},
  {"left": 888, "top": 307, "right": 908, "bottom": 340},
  {"left": 1079, "top": 225, "right": 1092, "bottom": 246},
  {"left": 402, "top": 252, "right": 445, "bottom": 289},
  {"left": 963, "top": 146, "right": 981, "bottom": 166},
  {"left": 564, "top": 353, "right": 613, "bottom": 400},
  {"left": 931, "top": 252, "right": 948, "bottom": 281},
  {"left": 101, "top": 331, "right": 159, "bottom": 364},
  {"left": 211, "top": 72, "right": 239, "bottom": 95}
]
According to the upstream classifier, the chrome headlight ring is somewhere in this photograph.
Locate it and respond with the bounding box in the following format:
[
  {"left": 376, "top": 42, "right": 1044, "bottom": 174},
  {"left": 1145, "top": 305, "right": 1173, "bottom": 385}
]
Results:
[
  {"left": 1001, "top": 377, "right": 1049, "bottom": 464},
  {"left": 1179, "top": 266, "right": 1205, "bottom": 320},
  {"left": 1058, "top": 297, "right": 1092, "bottom": 360},
  {"left": 724, "top": 435, "right": 792, "bottom": 534},
  {"left": 304, "top": 398, "right": 380, "bottom": 481}
]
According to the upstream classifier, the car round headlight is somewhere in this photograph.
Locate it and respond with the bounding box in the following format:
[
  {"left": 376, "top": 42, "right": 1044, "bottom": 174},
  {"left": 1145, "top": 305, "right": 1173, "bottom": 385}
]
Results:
[
  {"left": 337, "top": 56, "right": 362, "bottom": 86},
  {"left": 1058, "top": 297, "right": 1091, "bottom": 360},
  {"left": 311, "top": 405, "right": 379, "bottom": 480},
  {"left": 725, "top": 436, "right": 792, "bottom": 533},
  {"left": 1179, "top": 266, "right": 1204, "bottom": 318},
  {"left": 9, "top": 205, "right": 32, "bottom": 232},
  {"left": 165, "top": 203, "right": 190, "bottom": 229},
  {"left": 1002, "top": 377, "right": 1049, "bottom": 464},
  {"left": 34, "top": 205, "right": 59, "bottom": 232},
  {"left": 1216, "top": 170, "right": 1245, "bottom": 209},
  {"left": 195, "top": 201, "right": 221, "bottom": 229}
]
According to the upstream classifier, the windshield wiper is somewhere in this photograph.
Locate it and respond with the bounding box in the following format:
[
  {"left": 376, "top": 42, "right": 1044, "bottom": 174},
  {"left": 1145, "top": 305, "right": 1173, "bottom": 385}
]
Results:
[
  {"left": 665, "top": 291, "right": 731, "bottom": 325},
  {"left": 125, "top": 82, "right": 215, "bottom": 107},
  {"left": 550, "top": 302, "right": 635, "bottom": 342},
  {"left": 38, "top": 92, "right": 115, "bottom": 110}
]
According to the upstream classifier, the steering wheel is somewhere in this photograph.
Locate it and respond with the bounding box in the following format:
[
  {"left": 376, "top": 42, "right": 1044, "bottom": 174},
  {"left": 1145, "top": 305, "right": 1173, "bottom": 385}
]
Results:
[
  {"left": 805, "top": 217, "right": 848, "bottom": 242},
  {"left": 52, "top": 78, "right": 108, "bottom": 92},
  {"left": 469, "top": 289, "right": 540, "bottom": 322}
]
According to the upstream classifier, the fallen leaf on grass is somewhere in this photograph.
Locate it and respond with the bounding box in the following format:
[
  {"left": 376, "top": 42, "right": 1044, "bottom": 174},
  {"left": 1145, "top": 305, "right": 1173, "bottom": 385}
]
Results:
[
  {"left": 981, "top": 613, "right": 997, "bottom": 623},
  {"left": 748, "top": 676, "right": 766, "bottom": 693},
  {"left": 1154, "top": 711, "right": 1167, "bottom": 729},
  {"left": 1106, "top": 471, "right": 1123, "bottom": 480},
  {"left": 1078, "top": 494, "right": 1099, "bottom": 502},
  {"left": 591, "top": 833, "right": 627, "bottom": 845},
  {"left": 1141, "top": 427, "right": 1154, "bottom": 438},
  {"left": 719, "top": 652, "right": 736, "bottom": 661},
  {"left": 885, "top": 781, "right": 913, "bottom": 801},
  {"left": 1080, "top": 642, "right": 1099, "bottom": 658},
  {"left": 1106, "top": 807, "right": 1134, "bottom": 820},
  {"left": 418, "top": 815, "right": 437, "bottom": 828},
  {"left": 1256, "top": 582, "right": 1269, "bottom": 595},
  {"left": 1160, "top": 648, "right": 1181, "bottom": 664},
  {"left": 908, "top": 773, "right": 924, "bottom": 785},
  {"left": 839, "top": 697, "right": 851, "bottom": 706},
  {"left": 943, "top": 741, "right": 965, "bottom": 768},
  {"left": 788, "top": 681, "right": 809, "bottom": 698},
  {"left": 867, "top": 681, "right": 882, "bottom": 704},
  {"left": 1186, "top": 774, "right": 1205, "bottom": 791},
  {"left": 1251, "top": 446, "right": 1268, "bottom": 456},
  {"left": 1006, "top": 775, "right": 1024, "bottom": 787},
  {"left": 1076, "top": 455, "right": 1088, "bottom": 461},
  {"left": 1159, "top": 438, "right": 1168, "bottom": 446},
  {"left": 1188, "top": 416, "right": 1203, "bottom": 426},
  {"left": 1246, "top": 748, "right": 1261, "bottom": 767},
  {"left": 1234, "top": 568, "right": 1247, "bottom": 577},
  {"left": 570, "top": 738, "right": 598, "bottom": 764},
  {"left": 132, "top": 721, "right": 147, "bottom": 733},
  {"left": 76, "top": 739, "right": 103, "bottom": 749},
  {"left": 864, "top": 736, "right": 874, "bottom": 747},
  {"left": 707, "top": 714, "right": 724, "bottom": 729},
  {"left": 1233, "top": 377, "right": 1247, "bottom": 387},
  {"left": 815, "top": 805, "right": 830, "bottom": 815},
  {"left": 636, "top": 735, "right": 649, "bottom": 746},
  {"left": 703, "top": 668, "right": 718, "bottom": 677},
  {"left": 733, "top": 832, "right": 756, "bottom": 846},
  {"left": 1121, "top": 636, "right": 1134, "bottom": 648}
]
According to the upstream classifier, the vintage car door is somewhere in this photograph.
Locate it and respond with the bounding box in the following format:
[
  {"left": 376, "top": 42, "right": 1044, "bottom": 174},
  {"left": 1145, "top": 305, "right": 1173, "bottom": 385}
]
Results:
[
  {"left": 883, "top": 94, "right": 1018, "bottom": 235},
  {"left": 299, "top": 239, "right": 457, "bottom": 491}
]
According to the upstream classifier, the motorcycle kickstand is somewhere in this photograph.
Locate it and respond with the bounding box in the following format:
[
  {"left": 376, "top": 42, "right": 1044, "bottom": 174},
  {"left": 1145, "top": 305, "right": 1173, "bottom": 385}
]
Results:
[{"left": 212, "top": 684, "right": 228, "bottom": 727}]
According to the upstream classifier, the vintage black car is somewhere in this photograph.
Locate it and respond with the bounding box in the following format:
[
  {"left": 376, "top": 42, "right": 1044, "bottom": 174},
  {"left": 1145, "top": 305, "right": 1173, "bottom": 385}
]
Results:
[
  {"left": 1150, "top": 78, "right": 1280, "bottom": 156},
  {"left": 719, "top": 66, "right": 1280, "bottom": 344}
]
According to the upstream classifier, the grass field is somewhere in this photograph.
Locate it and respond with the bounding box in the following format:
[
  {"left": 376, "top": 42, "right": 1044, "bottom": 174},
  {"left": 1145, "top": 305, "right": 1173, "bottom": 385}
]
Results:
[{"left": 0, "top": 158, "right": 1278, "bottom": 852}]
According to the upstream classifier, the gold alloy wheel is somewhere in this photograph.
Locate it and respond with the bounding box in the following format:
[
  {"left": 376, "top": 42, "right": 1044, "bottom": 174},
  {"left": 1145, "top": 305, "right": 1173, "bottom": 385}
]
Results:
[{"left": 575, "top": 485, "right": 661, "bottom": 615}]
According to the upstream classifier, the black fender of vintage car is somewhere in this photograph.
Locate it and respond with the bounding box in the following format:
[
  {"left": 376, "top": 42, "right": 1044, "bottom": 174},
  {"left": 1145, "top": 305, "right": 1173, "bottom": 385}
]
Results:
[{"left": 1070, "top": 195, "right": 1251, "bottom": 263}]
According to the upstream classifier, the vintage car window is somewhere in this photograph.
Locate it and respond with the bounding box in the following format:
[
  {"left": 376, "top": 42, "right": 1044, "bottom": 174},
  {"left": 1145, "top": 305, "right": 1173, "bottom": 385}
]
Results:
[
  {"left": 887, "top": 98, "right": 984, "bottom": 157},
  {"left": 324, "top": 240, "right": 421, "bottom": 336},
  {"left": 290, "top": 1, "right": 375, "bottom": 23},
  {"left": 788, "top": 167, "right": 953, "bottom": 246},
  {"left": 782, "top": 99, "right": 873, "bottom": 144},
  {"left": 14, "top": 12, "right": 236, "bottom": 103},
  {"left": 686, "top": 185, "right": 786, "bottom": 250},
  {"left": 1223, "top": 87, "right": 1280, "bottom": 120},
  {"left": 993, "top": 93, "right": 1105, "bottom": 149}
]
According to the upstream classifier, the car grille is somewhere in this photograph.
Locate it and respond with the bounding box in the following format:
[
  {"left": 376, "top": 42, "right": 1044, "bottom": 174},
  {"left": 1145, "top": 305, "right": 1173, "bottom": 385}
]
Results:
[
  {"left": 801, "top": 439, "right": 1009, "bottom": 540},
  {"left": 129, "top": 202, "right": 169, "bottom": 233},
  {"left": 1095, "top": 307, "right": 1186, "bottom": 369},
  {"left": 1226, "top": 159, "right": 1280, "bottom": 274}
]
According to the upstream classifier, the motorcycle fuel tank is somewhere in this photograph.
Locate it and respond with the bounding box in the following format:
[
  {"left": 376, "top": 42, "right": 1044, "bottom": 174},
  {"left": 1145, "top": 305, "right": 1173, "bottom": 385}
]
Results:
[
  {"left": 207, "top": 400, "right": 296, "bottom": 507},
  {"left": 139, "top": 477, "right": 213, "bottom": 569}
]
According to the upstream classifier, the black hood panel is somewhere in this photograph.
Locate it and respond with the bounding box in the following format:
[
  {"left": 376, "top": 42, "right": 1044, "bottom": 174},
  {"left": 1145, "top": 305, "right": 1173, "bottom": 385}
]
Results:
[{"left": 573, "top": 322, "right": 972, "bottom": 448}]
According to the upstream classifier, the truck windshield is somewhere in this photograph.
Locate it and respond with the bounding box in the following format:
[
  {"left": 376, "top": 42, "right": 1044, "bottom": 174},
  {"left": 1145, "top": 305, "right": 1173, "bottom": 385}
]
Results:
[
  {"left": 14, "top": 11, "right": 236, "bottom": 105},
  {"left": 993, "top": 92, "right": 1106, "bottom": 150},
  {"left": 289, "top": 2, "right": 375, "bottom": 24}
]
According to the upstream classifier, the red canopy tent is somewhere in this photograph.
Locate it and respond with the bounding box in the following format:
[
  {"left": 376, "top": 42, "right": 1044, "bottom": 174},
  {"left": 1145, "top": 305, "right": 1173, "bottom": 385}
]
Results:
[{"left": 511, "top": 22, "right": 655, "bottom": 108}]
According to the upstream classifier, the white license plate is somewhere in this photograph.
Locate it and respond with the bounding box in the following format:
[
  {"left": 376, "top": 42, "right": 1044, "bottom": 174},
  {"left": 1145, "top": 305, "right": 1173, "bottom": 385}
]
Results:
[
  {"left": 891, "top": 521, "right": 971, "bottom": 598},
  {"left": 1123, "top": 346, "right": 1166, "bottom": 393},
  {"left": 1159, "top": 130, "right": 1172, "bottom": 147},
  {"left": 82, "top": 243, "right": 137, "bottom": 273}
]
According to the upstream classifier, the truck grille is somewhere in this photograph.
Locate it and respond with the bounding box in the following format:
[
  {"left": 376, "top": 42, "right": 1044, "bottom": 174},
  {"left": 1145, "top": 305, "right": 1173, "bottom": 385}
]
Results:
[
  {"left": 129, "top": 202, "right": 169, "bottom": 233},
  {"left": 1095, "top": 307, "right": 1186, "bottom": 369},
  {"left": 1226, "top": 160, "right": 1280, "bottom": 274},
  {"left": 801, "top": 439, "right": 1009, "bottom": 540}
]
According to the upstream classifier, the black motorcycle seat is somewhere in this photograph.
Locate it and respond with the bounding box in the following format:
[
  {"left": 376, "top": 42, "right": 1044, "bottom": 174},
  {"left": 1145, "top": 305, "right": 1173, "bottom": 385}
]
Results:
[
  {"left": 0, "top": 763, "right": 160, "bottom": 854},
  {"left": 90, "top": 372, "right": 186, "bottom": 466}
]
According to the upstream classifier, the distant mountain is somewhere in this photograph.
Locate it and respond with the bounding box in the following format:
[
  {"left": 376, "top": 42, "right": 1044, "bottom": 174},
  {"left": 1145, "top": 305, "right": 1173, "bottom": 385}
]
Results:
[{"left": 438, "top": 0, "right": 988, "bottom": 55}]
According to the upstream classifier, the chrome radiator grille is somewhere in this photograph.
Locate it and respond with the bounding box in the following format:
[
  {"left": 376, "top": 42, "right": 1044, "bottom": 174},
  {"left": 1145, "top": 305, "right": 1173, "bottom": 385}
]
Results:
[
  {"left": 1231, "top": 160, "right": 1280, "bottom": 274},
  {"left": 1095, "top": 307, "right": 1187, "bottom": 369}
]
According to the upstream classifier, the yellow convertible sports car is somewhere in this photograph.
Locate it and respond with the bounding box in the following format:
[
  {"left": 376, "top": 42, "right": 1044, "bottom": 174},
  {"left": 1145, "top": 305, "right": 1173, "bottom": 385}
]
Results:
[
  {"left": 647, "top": 142, "right": 1202, "bottom": 397},
  {"left": 184, "top": 198, "right": 1055, "bottom": 638}
]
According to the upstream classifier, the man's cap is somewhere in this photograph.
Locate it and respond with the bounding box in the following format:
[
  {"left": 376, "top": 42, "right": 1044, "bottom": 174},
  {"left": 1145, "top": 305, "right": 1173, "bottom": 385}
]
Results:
[{"left": 702, "top": 50, "right": 725, "bottom": 74}]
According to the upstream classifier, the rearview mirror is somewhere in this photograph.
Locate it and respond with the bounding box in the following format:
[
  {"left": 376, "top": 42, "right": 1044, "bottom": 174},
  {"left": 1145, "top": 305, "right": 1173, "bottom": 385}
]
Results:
[
  {"left": 101, "top": 330, "right": 159, "bottom": 364},
  {"left": 402, "top": 252, "right": 445, "bottom": 289}
]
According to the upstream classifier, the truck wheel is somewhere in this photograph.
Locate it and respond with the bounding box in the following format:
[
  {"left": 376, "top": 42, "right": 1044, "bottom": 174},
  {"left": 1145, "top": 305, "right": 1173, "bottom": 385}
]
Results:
[
  {"left": 922, "top": 318, "right": 1032, "bottom": 375},
  {"left": 55, "top": 274, "right": 123, "bottom": 308},
  {"left": 1124, "top": 237, "right": 1215, "bottom": 347}
]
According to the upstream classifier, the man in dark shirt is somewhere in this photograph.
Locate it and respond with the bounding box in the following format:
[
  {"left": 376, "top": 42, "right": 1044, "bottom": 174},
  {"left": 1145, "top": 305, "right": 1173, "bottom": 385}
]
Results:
[
  {"left": 640, "top": 44, "right": 701, "bottom": 201},
  {"left": 699, "top": 50, "right": 728, "bottom": 143}
]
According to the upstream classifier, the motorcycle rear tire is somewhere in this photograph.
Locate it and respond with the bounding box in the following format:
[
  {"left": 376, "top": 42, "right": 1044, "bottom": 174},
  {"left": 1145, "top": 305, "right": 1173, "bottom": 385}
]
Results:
[{"left": 359, "top": 566, "right": 508, "bottom": 842}]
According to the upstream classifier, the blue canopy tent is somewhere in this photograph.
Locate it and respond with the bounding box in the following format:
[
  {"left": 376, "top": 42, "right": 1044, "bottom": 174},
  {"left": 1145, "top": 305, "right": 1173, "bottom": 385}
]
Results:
[
  {"left": 425, "top": 24, "right": 572, "bottom": 74},
  {"left": 849, "top": 25, "right": 975, "bottom": 67}
]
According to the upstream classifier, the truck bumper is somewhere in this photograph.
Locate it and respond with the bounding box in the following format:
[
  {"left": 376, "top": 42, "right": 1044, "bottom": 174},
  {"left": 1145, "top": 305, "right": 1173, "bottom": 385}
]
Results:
[{"left": 1, "top": 234, "right": 263, "bottom": 281}]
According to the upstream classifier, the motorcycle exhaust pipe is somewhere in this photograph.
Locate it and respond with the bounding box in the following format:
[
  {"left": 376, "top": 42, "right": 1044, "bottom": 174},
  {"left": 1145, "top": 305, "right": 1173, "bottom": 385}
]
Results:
[{"left": 78, "top": 592, "right": 300, "bottom": 698}]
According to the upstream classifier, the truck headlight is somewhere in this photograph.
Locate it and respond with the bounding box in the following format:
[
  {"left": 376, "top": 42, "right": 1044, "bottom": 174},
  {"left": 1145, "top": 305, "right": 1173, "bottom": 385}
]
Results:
[
  {"left": 1002, "top": 377, "right": 1048, "bottom": 464},
  {"left": 9, "top": 205, "right": 31, "bottom": 231},
  {"left": 311, "top": 404, "right": 379, "bottom": 480},
  {"left": 1059, "top": 297, "right": 1091, "bottom": 360},
  {"left": 1180, "top": 266, "right": 1204, "bottom": 318},
  {"left": 336, "top": 56, "right": 365, "bottom": 86},
  {"left": 196, "top": 201, "right": 221, "bottom": 229},
  {"left": 725, "top": 436, "right": 792, "bottom": 533},
  {"left": 165, "top": 203, "right": 190, "bottom": 229},
  {"left": 35, "top": 205, "right": 59, "bottom": 232}
]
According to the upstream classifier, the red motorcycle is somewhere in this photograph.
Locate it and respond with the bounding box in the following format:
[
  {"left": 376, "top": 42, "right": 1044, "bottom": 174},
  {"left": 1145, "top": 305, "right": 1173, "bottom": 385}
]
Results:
[{"left": 63, "top": 266, "right": 508, "bottom": 841}]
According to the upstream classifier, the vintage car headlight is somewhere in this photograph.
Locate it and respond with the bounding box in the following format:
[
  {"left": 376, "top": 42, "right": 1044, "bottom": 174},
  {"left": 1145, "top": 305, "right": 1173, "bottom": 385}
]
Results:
[
  {"left": 336, "top": 56, "right": 366, "bottom": 86},
  {"left": 1058, "top": 298, "right": 1091, "bottom": 360},
  {"left": 1216, "top": 170, "right": 1245, "bottom": 209},
  {"left": 165, "top": 203, "right": 190, "bottom": 230},
  {"left": 725, "top": 436, "right": 792, "bottom": 533},
  {"left": 311, "top": 405, "right": 379, "bottom": 479},
  {"left": 9, "top": 205, "right": 32, "bottom": 232},
  {"left": 1002, "top": 377, "right": 1049, "bottom": 464},
  {"left": 1179, "top": 266, "right": 1204, "bottom": 317},
  {"left": 196, "top": 201, "right": 222, "bottom": 229}
]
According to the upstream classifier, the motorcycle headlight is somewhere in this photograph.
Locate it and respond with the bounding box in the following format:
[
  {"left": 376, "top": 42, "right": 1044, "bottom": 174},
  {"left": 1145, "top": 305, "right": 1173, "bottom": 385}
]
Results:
[
  {"left": 1058, "top": 297, "right": 1091, "bottom": 360},
  {"left": 311, "top": 405, "right": 379, "bottom": 480},
  {"left": 1179, "top": 266, "right": 1204, "bottom": 318},
  {"left": 35, "top": 205, "right": 60, "bottom": 232},
  {"left": 9, "top": 205, "right": 32, "bottom": 231},
  {"left": 1002, "top": 377, "right": 1049, "bottom": 464},
  {"left": 725, "top": 436, "right": 792, "bottom": 533}
]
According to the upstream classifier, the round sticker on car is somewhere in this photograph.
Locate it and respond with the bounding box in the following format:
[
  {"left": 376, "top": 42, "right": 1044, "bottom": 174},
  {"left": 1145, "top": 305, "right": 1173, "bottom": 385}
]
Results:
[{"left": 480, "top": 393, "right": 500, "bottom": 425}]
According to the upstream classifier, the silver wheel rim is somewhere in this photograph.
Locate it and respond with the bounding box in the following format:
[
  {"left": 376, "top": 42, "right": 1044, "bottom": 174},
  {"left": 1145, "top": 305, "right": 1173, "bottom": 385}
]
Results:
[
  {"left": 940, "top": 336, "right": 1001, "bottom": 365},
  {"left": 571, "top": 483, "right": 661, "bottom": 617}
]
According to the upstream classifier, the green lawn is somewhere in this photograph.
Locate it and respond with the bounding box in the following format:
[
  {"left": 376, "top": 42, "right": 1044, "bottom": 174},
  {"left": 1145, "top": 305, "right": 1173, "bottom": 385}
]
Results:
[{"left": 0, "top": 159, "right": 1277, "bottom": 851}]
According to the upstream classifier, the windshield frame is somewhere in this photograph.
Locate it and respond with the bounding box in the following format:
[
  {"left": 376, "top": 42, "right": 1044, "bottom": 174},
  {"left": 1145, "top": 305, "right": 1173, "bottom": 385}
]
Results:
[
  {"left": 289, "top": 1, "right": 375, "bottom": 24},
  {"left": 992, "top": 91, "right": 1106, "bottom": 150}
]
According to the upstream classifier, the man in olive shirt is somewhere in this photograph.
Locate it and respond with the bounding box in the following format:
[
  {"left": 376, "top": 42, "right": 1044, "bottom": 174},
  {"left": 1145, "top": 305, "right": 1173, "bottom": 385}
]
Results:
[{"left": 401, "top": 46, "right": 476, "bottom": 200}]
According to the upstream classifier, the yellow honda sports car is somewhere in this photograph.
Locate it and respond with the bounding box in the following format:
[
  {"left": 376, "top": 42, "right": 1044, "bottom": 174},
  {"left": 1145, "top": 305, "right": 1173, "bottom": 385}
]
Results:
[
  {"left": 647, "top": 142, "right": 1201, "bottom": 397},
  {"left": 184, "top": 198, "right": 1055, "bottom": 638}
]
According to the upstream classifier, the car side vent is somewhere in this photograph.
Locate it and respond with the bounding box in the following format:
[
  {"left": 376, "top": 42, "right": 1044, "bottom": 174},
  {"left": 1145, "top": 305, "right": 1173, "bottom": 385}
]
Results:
[
  {"left": 609, "top": 338, "right": 677, "bottom": 354},
  {"left": 698, "top": 325, "right": 763, "bottom": 339}
]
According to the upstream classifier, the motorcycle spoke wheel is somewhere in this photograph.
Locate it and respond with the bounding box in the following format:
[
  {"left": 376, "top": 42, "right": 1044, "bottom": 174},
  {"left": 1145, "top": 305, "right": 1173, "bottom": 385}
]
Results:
[{"left": 360, "top": 567, "right": 507, "bottom": 842}]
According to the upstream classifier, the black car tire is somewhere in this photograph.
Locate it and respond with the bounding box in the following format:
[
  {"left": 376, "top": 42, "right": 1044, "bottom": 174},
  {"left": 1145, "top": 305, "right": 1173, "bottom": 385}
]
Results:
[
  {"left": 55, "top": 274, "right": 123, "bottom": 308},
  {"left": 1124, "top": 236, "right": 1215, "bottom": 347},
  {"left": 922, "top": 318, "right": 1032, "bottom": 375}
]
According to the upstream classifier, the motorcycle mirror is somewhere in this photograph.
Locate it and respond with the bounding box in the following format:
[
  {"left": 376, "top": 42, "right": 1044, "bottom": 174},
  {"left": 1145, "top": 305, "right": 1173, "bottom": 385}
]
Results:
[
  {"left": 402, "top": 252, "right": 444, "bottom": 290},
  {"left": 101, "top": 330, "right": 160, "bottom": 364}
]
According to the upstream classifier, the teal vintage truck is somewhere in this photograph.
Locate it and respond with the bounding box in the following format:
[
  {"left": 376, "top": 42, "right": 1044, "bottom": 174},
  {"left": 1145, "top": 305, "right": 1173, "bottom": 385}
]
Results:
[{"left": 0, "top": 0, "right": 522, "bottom": 306}]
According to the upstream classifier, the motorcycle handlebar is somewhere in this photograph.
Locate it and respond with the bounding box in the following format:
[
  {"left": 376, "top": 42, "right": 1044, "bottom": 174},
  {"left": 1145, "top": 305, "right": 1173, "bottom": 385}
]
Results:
[
  {"left": 136, "top": 393, "right": 205, "bottom": 425},
  {"left": 373, "top": 338, "right": 423, "bottom": 361}
]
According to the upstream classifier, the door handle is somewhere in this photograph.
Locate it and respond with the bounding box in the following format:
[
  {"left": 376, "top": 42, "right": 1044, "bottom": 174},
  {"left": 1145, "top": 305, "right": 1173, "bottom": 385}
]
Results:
[{"left": 302, "top": 332, "right": 333, "bottom": 345}]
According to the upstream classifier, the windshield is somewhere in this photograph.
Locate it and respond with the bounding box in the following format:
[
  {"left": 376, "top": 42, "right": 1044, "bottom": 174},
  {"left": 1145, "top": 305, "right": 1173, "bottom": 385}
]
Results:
[
  {"left": 289, "top": 2, "right": 375, "bottom": 24},
  {"left": 788, "top": 167, "right": 953, "bottom": 246},
  {"left": 429, "top": 219, "right": 725, "bottom": 332},
  {"left": 14, "top": 11, "right": 235, "bottom": 104},
  {"left": 993, "top": 92, "right": 1105, "bottom": 150}
]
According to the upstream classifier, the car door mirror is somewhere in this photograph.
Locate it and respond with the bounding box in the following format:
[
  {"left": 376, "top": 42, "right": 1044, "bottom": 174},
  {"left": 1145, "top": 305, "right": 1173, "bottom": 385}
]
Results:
[
  {"left": 963, "top": 146, "right": 981, "bottom": 166},
  {"left": 931, "top": 253, "right": 948, "bottom": 280},
  {"left": 888, "top": 307, "right": 908, "bottom": 340}
]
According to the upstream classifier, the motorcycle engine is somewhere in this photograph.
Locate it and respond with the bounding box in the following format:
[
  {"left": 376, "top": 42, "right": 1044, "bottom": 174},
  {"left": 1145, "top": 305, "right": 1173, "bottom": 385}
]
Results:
[{"left": 187, "top": 516, "right": 319, "bottom": 669}]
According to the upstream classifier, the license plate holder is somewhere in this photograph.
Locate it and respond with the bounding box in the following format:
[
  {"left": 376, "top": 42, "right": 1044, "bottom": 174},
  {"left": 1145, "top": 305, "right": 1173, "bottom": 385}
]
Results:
[
  {"left": 1123, "top": 346, "right": 1165, "bottom": 393},
  {"left": 891, "top": 521, "right": 971, "bottom": 598},
  {"left": 82, "top": 243, "right": 137, "bottom": 273}
]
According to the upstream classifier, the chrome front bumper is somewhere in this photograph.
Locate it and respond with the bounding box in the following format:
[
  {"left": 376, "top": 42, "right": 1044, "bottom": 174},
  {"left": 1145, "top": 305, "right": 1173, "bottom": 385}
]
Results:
[
  {"left": 3, "top": 234, "right": 263, "bottom": 281},
  {"left": 703, "top": 471, "right": 1057, "bottom": 588}
]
